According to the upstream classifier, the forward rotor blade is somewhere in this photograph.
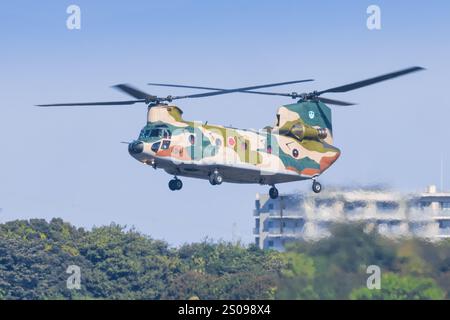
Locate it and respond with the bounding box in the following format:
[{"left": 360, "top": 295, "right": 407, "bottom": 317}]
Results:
[
  {"left": 152, "top": 79, "right": 314, "bottom": 99},
  {"left": 147, "top": 83, "right": 222, "bottom": 91},
  {"left": 113, "top": 84, "right": 157, "bottom": 101},
  {"left": 317, "top": 66, "right": 425, "bottom": 95},
  {"left": 317, "top": 97, "right": 355, "bottom": 106},
  {"left": 147, "top": 82, "right": 294, "bottom": 97},
  {"left": 36, "top": 100, "right": 145, "bottom": 107}
]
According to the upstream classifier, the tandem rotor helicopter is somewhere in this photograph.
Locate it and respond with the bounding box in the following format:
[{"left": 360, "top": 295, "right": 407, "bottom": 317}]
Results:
[{"left": 38, "top": 66, "right": 424, "bottom": 199}]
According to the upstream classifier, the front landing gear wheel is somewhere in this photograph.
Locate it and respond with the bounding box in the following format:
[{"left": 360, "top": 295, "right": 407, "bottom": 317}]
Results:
[
  {"left": 209, "top": 171, "right": 223, "bottom": 185},
  {"left": 269, "top": 186, "right": 279, "bottom": 199},
  {"left": 312, "top": 181, "right": 322, "bottom": 193},
  {"left": 169, "top": 178, "right": 183, "bottom": 191}
]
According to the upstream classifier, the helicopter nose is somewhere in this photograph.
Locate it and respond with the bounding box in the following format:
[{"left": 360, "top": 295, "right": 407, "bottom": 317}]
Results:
[{"left": 128, "top": 141, "right": 144, "bottom": 154}]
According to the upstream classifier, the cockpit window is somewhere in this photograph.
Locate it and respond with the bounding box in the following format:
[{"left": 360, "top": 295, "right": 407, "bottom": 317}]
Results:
[
  {"left": 140, "top": 127, "right": 171, "bottom": 139},
  {"left": 162, "top": 129, "right": 170, "bottom": 139}
]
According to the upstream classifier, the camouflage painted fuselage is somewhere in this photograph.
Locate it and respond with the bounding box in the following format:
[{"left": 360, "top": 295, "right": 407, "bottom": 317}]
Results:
[{"left": 128, "top": 101, "right": 340, "bottom": 185}]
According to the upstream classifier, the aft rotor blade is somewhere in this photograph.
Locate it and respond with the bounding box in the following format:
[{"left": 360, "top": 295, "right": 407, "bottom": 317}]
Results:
[
  {"left": 317, "top": 66, "right": 425, "bottom": 95},
  {"left": 113, "top": 84, "right": 158, "bottom": 101},
  {"left": 36, "top": 100, "right": 145, "bottom": 107},
  {"left": 317, "top": 97, "right": 355, "bottom": 106},
  {"left": 154, "top": 79, "right": 314, "bottom": 99}
]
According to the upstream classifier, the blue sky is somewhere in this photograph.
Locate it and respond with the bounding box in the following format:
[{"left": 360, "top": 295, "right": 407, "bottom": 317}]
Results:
[{"left": 0, "top": 1, "right": 449, "bottom": 245}]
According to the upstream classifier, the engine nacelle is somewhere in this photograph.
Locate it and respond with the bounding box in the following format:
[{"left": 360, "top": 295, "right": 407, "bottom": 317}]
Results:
[{"left": 283, "top": 122, "right": 328, "bottom": 141}]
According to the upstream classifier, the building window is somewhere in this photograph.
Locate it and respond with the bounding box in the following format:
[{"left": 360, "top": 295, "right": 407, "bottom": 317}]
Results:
[
  {"left": 441, "top": 202, "right": 450, "bottom": 210},
  {"left": 268, "top": 203, "right": 274, "bottom": 210},
  {"left": 376, "top": 201, "right": 399, "bottom": 211},
  {"left": 315, "top": 198, "right": 335, "bottom": 208},
  {"left": 419, "top": 201, "right": 431, "bottom": 208},
  {"left": 344, "top": 201, "right": 367, "bottom": 212},
  {"left": 268, "top": 221, "right": 273, "bottom": 228},
  {"left": 268, "top": 240, "right": 274, "bottom": 247},
  {"left": 439, "top": 220, "right": 450, "bottom": 228}
]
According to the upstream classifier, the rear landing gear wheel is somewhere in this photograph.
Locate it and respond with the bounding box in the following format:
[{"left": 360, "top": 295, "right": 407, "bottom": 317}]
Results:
[
  {"left": 269, "top": 186, "right": 279, "bottom": 199},
  {"left": 209, "top": 171, "right": 223, "bottom": 186},
  {"left": 312, "top": 180, "right": 322, "bottom": 193},
  {"left": 169, "top": 178, "right": 183, "bottom": 191}
]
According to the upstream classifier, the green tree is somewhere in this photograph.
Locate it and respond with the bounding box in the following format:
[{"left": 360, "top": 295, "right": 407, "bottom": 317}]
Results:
[
  {"left": 275, "top": 252, "right": 318, "bottom": 299},
  {"left": 349, "top": 273, "right": 445, "bottom": 300},
  {"left": 1, "top": 219, "right": 449, "bottom": 300}
]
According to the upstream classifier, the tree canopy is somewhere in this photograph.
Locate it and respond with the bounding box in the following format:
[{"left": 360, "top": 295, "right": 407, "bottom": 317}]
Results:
[{"left": 0, "top": 219, "right": 449, "bottom": 299}]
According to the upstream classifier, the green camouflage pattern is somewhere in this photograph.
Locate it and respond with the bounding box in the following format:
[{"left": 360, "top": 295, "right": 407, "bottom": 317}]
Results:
[{"left": 129, "top": 101, "right": 340, "bottom": 185}]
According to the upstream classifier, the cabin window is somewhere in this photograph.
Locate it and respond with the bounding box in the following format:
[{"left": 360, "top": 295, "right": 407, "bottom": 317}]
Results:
[
  {"left": 151, "top": 142, "right": 161, "bottom": 153},
  {"left": 161, "top": 140, "right": 171, "bottom": 150}
]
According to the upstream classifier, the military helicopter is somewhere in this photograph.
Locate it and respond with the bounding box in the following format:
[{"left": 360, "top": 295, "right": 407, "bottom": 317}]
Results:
[{"left": 37, "top": 66, "right": 424, "bottom": 199}]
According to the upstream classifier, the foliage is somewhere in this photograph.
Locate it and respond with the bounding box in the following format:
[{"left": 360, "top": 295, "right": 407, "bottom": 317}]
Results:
[
  {"left": 349, "top": 273, "right": 445, "bottom": 300},
  {"left": 0, "top": 219, "right": 449, "bottom": 299}
]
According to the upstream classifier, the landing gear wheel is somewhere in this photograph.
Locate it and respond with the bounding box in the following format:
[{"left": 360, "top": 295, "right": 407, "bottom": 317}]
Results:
[
  {"left": 169, "top": 178, "right": 183, "bottom": 191},
  {"left": 312, "top": 181, "right": 322, "bottom": 193},
  {"left": 209, "top": 171, "right": 223, "bottom": 185},
  {"left": 214, "top": 174, "right": 223, "bottom": 185},
  {"left": 174, "top": 179, "right": 183, "bottom": 190},
  {"left": 269, "top": 186, "right": 279, "bottom": 199}
]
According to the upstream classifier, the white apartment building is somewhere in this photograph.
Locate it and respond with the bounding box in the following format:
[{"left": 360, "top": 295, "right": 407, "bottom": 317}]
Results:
[{"left": 254, "top": 185, "right": 450, "bottom": 251}]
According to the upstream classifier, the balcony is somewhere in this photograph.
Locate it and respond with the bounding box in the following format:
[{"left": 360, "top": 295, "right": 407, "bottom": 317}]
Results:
[
  {"left": 267, "top": 210, "right": 305, "bottom": 218},
  {"left": 265, "top": 227, "right": 303, "bottom": 236}
]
